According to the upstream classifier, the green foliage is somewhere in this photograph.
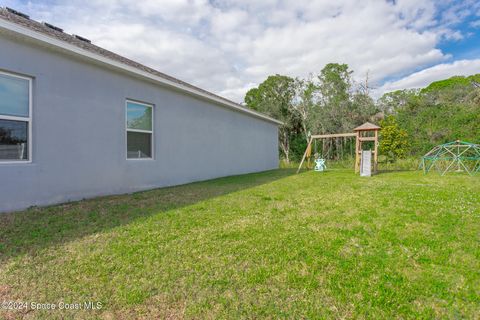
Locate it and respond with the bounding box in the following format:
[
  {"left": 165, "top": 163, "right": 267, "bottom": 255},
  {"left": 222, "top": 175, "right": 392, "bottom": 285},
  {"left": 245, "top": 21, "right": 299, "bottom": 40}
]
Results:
[
  {"left": 377, "top": 89, "right": 419, "bottom": 115},
  {"left": 421, "top": 76, "right": 471, "bottom": 93},
  {"left": 246, "top": 63, "right": 380, "bottom": 162},
  {"left": 244, "top": 74, "right": 295, "bottom": 119},
  {"left": 314, "top": 63, "right": 374, "bottom": 134},
  {"left": 421, "top": 74, "right": 480, "bottom": 94},
  {"left": 379, "top": 116, "right": 410, "bottom": 160},
  {"left": 318, "top": 63, "right": 352, "bottom": 107},
  {"left": 244, "top": 75, "right": 300, "bottom": 162},
  {"left": 244, "top": 75, "right": 294, "bottom": 115},
  {"left": 247, "top": 66, "right": 479, "bottom": 162},
  {"left": 386, "top": 74, "right": 480, "bottom": 154},
  {"left": 288, "top": 134, "right": 308, "bottom": 162}
]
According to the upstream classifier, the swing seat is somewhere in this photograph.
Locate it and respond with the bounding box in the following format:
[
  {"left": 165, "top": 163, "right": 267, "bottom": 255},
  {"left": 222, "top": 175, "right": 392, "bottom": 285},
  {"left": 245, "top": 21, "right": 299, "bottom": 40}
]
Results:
[{"left": 314, "top": 158, "right": 326, "bottom": 172}]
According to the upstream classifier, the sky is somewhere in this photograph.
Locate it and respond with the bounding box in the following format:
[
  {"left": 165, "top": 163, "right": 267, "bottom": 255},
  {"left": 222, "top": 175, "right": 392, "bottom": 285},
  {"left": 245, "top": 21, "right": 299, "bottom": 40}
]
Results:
[{"left": 3, "top": 0, "right": 480, "bottom": 102}]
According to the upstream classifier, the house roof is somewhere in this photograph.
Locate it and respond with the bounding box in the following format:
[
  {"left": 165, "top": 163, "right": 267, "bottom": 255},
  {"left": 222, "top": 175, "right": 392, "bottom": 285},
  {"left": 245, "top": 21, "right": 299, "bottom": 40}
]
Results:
[
  {"left": 0, "top": 7, "right": 283, "bottom": 125},
  {"left": 353, "top": 122, "right": 381, "bottom": 131}
]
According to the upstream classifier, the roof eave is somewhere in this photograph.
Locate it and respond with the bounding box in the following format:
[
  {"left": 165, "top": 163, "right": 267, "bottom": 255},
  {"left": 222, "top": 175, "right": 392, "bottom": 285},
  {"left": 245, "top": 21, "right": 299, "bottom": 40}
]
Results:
[{"left": 0, "top": 18, "right": 283, "bottom": 126}]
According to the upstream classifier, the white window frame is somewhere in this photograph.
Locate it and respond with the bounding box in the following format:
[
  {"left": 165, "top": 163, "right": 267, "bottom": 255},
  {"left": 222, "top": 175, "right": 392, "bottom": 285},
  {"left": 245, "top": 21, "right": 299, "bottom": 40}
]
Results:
[
  {"left": 0, "top": 70, "right": 33, "bottom": 164},
  {"left": 125, "top": 99, "right": 154, "bottom": 160}
]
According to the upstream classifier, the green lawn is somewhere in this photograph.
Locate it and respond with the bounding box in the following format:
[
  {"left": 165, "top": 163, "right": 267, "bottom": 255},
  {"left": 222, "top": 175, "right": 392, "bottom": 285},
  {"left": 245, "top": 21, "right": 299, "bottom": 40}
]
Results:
[{"left": 1, "top": 169, "right": 479, "bottom": 319}]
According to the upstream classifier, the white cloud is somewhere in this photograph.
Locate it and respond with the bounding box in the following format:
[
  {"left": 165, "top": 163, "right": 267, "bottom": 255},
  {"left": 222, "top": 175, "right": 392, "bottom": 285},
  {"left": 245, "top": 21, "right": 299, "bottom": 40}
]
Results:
[
  {"left": 471, "top": 20, "right": 480, "bottom": 28},
  {"left": 376, "top": 59, "right": 480, "bottom": 95},
  {"left": 4, "top": 0, "right": 479, "bottom": 102}
]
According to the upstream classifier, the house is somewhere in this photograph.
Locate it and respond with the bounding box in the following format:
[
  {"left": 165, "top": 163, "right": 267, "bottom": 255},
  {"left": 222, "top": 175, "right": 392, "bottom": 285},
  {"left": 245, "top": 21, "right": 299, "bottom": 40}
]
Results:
[{"left": 0, "top": 8, "right": 281, "bottom": 212}]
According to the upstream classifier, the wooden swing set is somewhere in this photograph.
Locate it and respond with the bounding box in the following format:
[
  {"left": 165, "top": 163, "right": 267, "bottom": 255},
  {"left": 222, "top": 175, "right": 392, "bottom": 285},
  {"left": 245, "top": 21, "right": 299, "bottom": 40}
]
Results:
[{"left": 296, "top": 122, "right": 380, "bottom": 174}]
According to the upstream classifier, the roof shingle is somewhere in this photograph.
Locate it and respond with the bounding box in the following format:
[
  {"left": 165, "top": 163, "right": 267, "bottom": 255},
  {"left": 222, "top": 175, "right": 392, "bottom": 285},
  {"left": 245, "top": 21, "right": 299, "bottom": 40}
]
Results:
[{"left": 353, "top": 122, "right": 381, "bottom": 131}]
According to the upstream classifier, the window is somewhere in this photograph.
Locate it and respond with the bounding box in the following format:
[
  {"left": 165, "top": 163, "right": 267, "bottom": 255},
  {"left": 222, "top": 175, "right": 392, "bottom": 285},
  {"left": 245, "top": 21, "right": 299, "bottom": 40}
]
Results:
[
  {"left": 0, "top": 71, "right": 32, "bottom": 162},
  {"left": 126, "top": 100, "right": 153, "bottom": 159}
]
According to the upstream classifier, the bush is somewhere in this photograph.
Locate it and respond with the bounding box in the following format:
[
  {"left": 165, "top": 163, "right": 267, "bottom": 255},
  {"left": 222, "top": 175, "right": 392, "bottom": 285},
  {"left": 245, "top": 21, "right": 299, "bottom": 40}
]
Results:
[
  {"left": 289, "top": 134, "right": 308, "bottom": 162},
  {"left": 379, "top": 116, "right": 410, "bottom": 161}
]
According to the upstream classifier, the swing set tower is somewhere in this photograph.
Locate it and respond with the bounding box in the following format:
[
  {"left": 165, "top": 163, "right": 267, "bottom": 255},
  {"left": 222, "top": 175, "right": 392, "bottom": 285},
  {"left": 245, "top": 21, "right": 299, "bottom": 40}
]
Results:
[{"left": 296, "top": 122, "right": 380, "bottom": 174}]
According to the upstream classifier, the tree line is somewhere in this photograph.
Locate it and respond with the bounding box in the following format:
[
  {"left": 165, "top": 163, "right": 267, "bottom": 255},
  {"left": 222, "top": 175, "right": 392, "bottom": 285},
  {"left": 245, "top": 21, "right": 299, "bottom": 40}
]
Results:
[{"left": 244, "top": 63, "right": 480, "bottom": 163}]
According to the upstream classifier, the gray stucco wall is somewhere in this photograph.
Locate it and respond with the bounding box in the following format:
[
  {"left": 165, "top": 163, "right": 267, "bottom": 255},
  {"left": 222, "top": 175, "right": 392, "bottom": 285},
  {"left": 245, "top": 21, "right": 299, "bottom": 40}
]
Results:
[{"left": 0, "top": 34, "right": 279, "bottom": 212}]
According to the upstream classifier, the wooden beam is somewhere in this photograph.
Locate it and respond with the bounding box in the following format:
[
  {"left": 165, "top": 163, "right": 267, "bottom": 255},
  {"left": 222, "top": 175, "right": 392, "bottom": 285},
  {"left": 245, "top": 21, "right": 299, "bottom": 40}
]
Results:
[
  {"left": 359, "top": 137, "right": 376, "bottom": 142},
  {"left": 355, "top": 131, "right": 360, "bottom": 173},
  {"left": 310, "top": 133, "right": 356, "bottom": 139},
  {"left": 296, "top": 137, "right": 313, "bottom": 174},
  {"left": 374, "top": 129, "right": 378, "bottom": 173}
]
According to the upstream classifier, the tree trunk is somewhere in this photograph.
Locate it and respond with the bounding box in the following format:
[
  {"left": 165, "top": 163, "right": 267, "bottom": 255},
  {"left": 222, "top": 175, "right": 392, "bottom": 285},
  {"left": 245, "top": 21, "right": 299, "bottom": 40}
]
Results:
[
  {"left": 279, "top": 129, "right": 290, "bottom": 163},
  {"left": 301, "top": 119, "right": 309, "bottom": 143}
]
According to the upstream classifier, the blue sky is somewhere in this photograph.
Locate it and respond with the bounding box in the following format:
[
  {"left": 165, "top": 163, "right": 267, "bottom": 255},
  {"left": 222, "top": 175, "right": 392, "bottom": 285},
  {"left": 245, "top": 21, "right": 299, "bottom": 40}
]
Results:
[
  {"left": 2, "top": 0, "right": 480, "bottom": 101},
  {"left": 438, "top": 18, "right": 480, "bottom": 60}
]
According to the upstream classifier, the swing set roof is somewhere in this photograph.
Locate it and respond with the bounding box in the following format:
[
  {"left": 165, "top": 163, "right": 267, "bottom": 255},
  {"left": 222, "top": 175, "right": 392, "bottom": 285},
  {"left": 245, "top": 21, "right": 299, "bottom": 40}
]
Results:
[{"left": 353, "top": 122, "right": 381, "bottom": 131}]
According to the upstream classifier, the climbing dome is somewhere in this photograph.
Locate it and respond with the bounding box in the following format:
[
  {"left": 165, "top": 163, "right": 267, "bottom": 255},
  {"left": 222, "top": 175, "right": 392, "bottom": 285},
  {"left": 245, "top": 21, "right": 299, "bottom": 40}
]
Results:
[{"left": 420, "top": 140, "right": 480, "bottom": 175}]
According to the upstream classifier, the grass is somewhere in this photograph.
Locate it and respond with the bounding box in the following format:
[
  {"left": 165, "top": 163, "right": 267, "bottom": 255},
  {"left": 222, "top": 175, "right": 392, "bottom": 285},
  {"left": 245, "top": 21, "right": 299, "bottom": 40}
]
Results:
[
  {"left": 0, "top": 169, "right": 479, "bottom": 319},
  {"left": 280, "top": 157, "right": 422, "bottom": 171}
]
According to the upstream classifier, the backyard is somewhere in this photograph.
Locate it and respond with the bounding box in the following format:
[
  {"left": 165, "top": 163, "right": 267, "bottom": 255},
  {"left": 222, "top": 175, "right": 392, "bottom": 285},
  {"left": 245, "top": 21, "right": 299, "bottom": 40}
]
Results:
[{"left": 0, "top": 169, "right": 479, "bottom": 319}]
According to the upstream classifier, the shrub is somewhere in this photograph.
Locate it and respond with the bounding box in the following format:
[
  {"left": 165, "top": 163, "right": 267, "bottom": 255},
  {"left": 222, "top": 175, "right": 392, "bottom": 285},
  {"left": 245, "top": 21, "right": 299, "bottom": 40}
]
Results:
[{"left": 379, "top": 116, "right": 410, "bottom": 161}]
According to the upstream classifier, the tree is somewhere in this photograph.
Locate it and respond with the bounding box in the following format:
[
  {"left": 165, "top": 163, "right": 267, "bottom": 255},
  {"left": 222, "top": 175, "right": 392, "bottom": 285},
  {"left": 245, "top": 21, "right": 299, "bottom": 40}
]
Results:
[
  {"left": 244, "top": 75, "right": 298, "bottom": 163},
  {"left": 318, "top": 63, "right": 352, "bottom": 107},
  {"left": 244, "top": 65, "right": 479, "bottom": 163},
  {"left": 291, "top": 77, "right": 318, "bottom": 143},
  {"left": 315, "top": 63, "right": 357, "bottom": 134},
  {"left": 387, "top": 74, "right": 480, "bottom": 154},
  {"left": 379, "top": 116, "right": 410, "bottom": 160},
  {"left": 377, "top": 89, "right": 418, "bottom": 115},
  {"left": 351, "top": 73, "right": 378, "bottom": 125},
  {"left": 315, "top": 64, "right": 381, "bottom": 132}
]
